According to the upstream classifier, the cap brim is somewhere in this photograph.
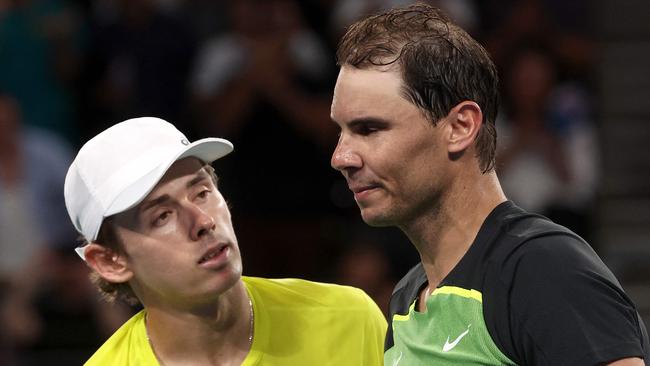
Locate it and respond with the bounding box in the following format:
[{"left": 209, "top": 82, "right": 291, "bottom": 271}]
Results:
[
  {"left": 178, "top": 137, "right": 233, "bottom": 164},
  {"left": 106, "top": 137, "right": 233, "bottom": 216}
]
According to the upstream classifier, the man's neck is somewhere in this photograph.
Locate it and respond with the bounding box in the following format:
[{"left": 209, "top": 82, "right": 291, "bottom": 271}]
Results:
[
  {"left": 143, "top": 280, "right": 253, "bottom": 366},
  {"left": 403, "top": 171, "right": 506, "bottom": 291}
]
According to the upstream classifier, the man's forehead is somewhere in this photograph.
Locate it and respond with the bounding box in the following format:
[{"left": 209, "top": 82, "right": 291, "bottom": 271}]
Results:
[
  {"left": 335, "top": 67, "right": 404, "bottom": 103},
  {"left": 332, "top": 66, "right": 409, "bottom": 121},
  {"left": 337, "top": 64, "right": 401, "bottom": 83}
]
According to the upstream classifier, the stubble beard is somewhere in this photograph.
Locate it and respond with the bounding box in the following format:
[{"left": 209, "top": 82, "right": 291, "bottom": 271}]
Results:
[{"left": 360, "top": 188, "right": 444, "bottom": 231}]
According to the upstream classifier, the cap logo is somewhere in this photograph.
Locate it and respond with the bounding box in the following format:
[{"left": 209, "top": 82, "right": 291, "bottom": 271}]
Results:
[{"left": 181, "top": 139, "right": 190, "bottom": 145}]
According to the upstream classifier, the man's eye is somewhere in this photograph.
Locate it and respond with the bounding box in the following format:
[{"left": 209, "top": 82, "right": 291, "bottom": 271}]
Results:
[
  {"left": 354, "top": 123, "right": 380, "bottom": 136},
  {"left": 153, "top": 211, "right": 172, "bottom": 227},
  {"left": 197, "top": 189, "right": 211, "bottom": 200}
]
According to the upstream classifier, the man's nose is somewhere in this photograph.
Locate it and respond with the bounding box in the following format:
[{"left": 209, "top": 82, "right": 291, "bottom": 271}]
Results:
[
  {"left": 331, "top": 138, "right": 362, "bottom": 172},
  {"left": 189, "top": 204, "right": 216, "bottom": 241}
]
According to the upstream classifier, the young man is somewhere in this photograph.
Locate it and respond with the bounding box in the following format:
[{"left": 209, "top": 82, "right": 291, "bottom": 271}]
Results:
[
  {"left": 64, "top": 117, "right": 386, "bottom": 365},
  {"left": 330, "top": 4, "right": 649, "bottom": 365}
]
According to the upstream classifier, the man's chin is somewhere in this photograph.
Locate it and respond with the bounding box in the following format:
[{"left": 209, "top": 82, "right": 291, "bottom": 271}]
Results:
[
  {"left": 360, "top": 209, "right": 394, "bottom": 227},
  {"left": 197, "top": 269, "right": 242, "bottom": 304}
]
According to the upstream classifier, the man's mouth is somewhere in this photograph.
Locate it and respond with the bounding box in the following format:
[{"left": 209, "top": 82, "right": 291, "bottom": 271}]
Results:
[
  {"left": 348, "top": 183, "right": 380, "bottom": 202},
  {"left": 198, "top": 244, "right": 229, "bottom": 265},
  {"left": 349, "top": 183, "right": 378, "bottom": 194}
]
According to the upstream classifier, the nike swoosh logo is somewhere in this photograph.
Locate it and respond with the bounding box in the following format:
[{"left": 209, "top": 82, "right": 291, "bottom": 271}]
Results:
[{"left": 442, "top": 324, "right": 471, "bottom": 352}]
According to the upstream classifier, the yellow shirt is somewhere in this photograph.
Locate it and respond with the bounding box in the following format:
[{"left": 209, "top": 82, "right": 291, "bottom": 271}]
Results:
[{"left": 85, "top": 277, "right": 387, "bottom": 365}]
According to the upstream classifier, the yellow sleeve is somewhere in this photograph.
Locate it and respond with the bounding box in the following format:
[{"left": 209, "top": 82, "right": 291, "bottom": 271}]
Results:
[{"left": 360, "top": 289, "right": 388, "bottom": 365}]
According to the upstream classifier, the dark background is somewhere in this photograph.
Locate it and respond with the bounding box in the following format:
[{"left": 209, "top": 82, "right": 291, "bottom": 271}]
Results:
[{"left": 1, "top": 0, "right": 648, "bottom": 364}]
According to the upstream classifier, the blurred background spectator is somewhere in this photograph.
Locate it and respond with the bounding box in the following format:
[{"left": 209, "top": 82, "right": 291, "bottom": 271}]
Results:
[
  {"left": 0, "top": 0, "right": 84, "bottom": 144},
  {"left": 1, "top": 0, "right": 649, "bottom": 363},
  {"left": 0, "top": 93, "right": 130, "bottom": 365},
  {"left": 496, "top": 41, "right": 598, "bottom": 242},
  {"left": 81, "top": 0, "right": 196, "bottom": 139}
]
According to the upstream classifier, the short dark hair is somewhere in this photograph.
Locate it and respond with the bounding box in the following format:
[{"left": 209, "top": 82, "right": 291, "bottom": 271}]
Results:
[
  {"left": 336, "top": 4, "right": 499, "bottom": 172},
  {"left": 86, "top": 164, "right": 220, "bottom": 305}
]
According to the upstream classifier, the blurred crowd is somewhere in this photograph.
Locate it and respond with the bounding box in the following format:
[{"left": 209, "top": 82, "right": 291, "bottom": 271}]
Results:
[{"left": 0, "top": 0, "right": 594, "bottom": 364}]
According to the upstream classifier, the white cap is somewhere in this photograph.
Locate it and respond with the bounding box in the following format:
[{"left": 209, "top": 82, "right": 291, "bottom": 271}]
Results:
[{"left": 64, "top": 117, "right": 233, "bottom": 260}]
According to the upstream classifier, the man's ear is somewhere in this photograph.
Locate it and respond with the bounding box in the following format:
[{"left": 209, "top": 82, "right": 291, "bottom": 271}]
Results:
[
  {"left": 84, "top": 243, "right": 133, "bottom": 284},
  {"left": 446, "top": 101, "right": 483, "bottom": 154}
]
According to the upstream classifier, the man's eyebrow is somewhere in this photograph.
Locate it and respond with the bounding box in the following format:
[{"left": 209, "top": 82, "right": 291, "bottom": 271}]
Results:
[
  {"left": 347, "top": 117, "right": 391, "bottom": 127},
  {"left": 140, "top": 194, "right": 170, "bottom": 213},
  {"left": 187, "top": 171, "right": 211, "bottom": 188},
  {"left": 332, "top": 116, "right": 391, "bottom": 127},
  {"left": 140, "top": 172, "right": 212, "bottom": 213}
]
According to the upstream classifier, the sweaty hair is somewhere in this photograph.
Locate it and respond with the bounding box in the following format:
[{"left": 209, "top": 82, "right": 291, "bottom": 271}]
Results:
[
  {"left": 336, "top": 3, "right": 499, "bottom": 172},
  {"left": 86, "top": 164, "right": 220, "bottom": 305}
]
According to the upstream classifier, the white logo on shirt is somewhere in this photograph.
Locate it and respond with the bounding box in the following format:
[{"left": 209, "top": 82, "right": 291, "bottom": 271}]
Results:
[
  {"left": 392, "top": 351, "right": 403, "bottom": 366},
  {"left": 442, "top": 324, "right": 471, "bottom": 352}
]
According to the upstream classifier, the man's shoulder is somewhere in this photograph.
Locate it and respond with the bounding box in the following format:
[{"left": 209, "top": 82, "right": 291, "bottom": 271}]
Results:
[
  {"left": 242, "top": 278, "right": 386, "bottom": 364},
  {"left": 84, "top": 310, "right": 155, "bottom": 366},
  {"left": 490, "top": 201, "right": 575, "bottom": 240},
  {"left": 486, "top": 202, "right": 588, "bottom": 264},
  {"left": 485, "top": 204, "right": 604, "bottom": 288},
  {"left": 497, "top": 215, "right": 595, "bottom": 269},
  {"left": 243, "top": 276, "right": 375, "bottom": 309}
]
